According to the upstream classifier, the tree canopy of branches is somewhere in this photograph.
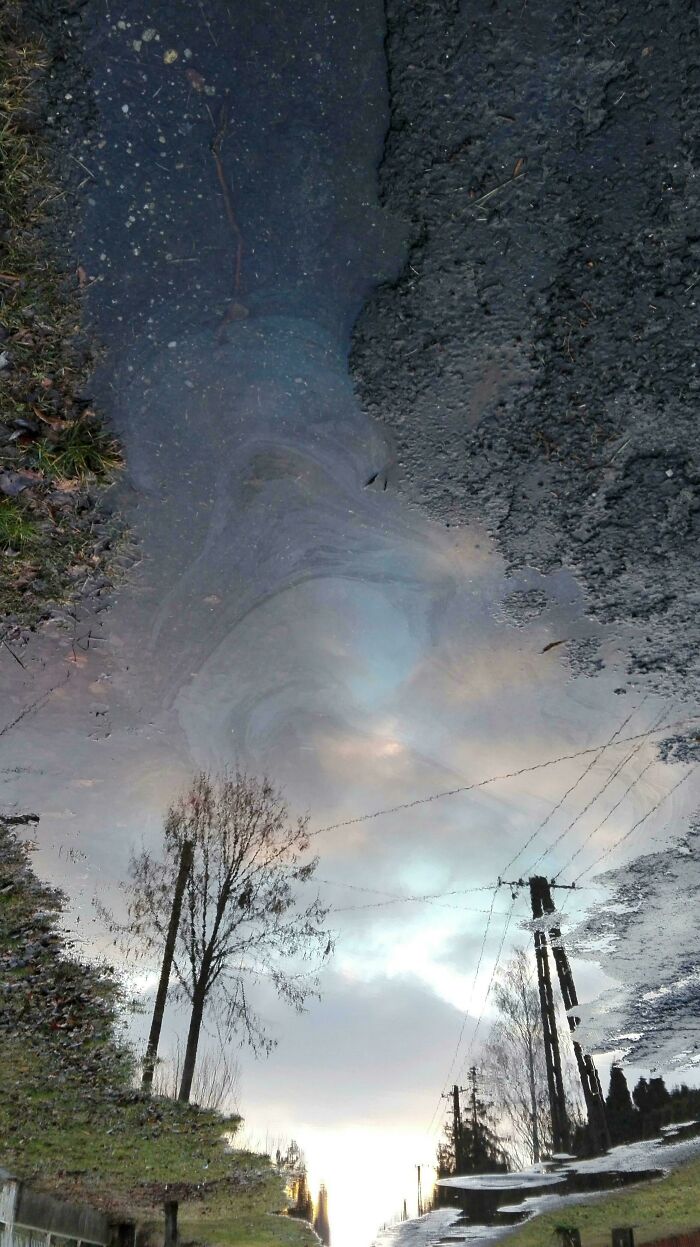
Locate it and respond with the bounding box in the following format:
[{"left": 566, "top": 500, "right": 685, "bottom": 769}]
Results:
[
  {"left": 121, "top": 770, "right": 331, "bottom": 1102},
  {"left": 481, "top": 948, "right": 584, "bottom": 1167},
  {"left": 481, "top": 948, "right": 551, "bottom": 1167}
]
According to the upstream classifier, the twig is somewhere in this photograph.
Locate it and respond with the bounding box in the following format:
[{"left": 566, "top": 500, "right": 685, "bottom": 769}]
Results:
[
  {"left": 0, "top": 636, "right": 25, "bottom": 668},
  {"left": 470, "top": 169, "right": 526, "bottom": 209},
  {"left": 69, "top": 154, "right": 96, "bottom": 179},
  {"left": 198, "top": 0, "right": 218, "bottom": 46},
  {"left": 210, "top": 98, "right": 243, "bottom": 297}
]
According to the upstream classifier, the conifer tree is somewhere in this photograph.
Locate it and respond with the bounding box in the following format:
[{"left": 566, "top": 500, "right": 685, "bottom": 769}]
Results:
[
  {"left": 436, "top": 1076, "right": 508, "bottom": 1176},
  {"left": 632, "top": 1076, "right": 650, "bottom": 1114},
  {"left": 605, "top": 1065, "right": 637, "bottom": 1144}
]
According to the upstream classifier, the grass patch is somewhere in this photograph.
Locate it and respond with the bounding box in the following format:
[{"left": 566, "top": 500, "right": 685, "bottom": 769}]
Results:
[
  {"left": 0, "top": 2, "right": 124, "bottom": 632},
  {"left": 503, "top": 1157, "right": 700, "bottom": 1246},
  {"left": 180, "top": 1170, "right": 318, "bottom": 1247},
  {"left": 31, "top": 413, "right": 122, "bottom": 482},
  {"left": 0, "top": 495, "right": 39, "bottom": 549}
]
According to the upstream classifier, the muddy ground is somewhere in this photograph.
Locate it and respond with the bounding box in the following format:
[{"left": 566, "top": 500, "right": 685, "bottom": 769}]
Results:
[{"left": 351, "top": 0, "right": 699, "bottom": 705}]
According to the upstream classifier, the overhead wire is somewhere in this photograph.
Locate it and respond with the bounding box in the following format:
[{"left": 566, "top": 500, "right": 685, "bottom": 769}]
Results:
[
  {"left": 498, "top": 699, "right": 645, "bottom": 876},
  {"left": 332, "top": 897, "right": 510, "bottom": 915},
  {"left": 424, "top": 884, "right": 500, "bottom": 1136},
  {"left": 306, "top": 709, "right": 696, "bottom": 1144},
  {"left": 552, "top": 756, "right": 657, "bottom": 880},
  {"left": 307, "top": 716, "right": 696, "bottom": 839},
  {"left": 570, "top": 764, "right": 697, "bottom": 883},
  {"left": 314, "top": 877, "right": 496, "bottom": 899},
  {"left": 525, "top": 707, "right": 669, "bottom": 875},
  {"left": 420, "top": 705, "right": 688, "bottom": 1137},
  {"left": 310, "top": 876, "right": 506, "bottom": 913},
  {"left": 457, "top": 890, "right": 521, "bottom": 1082}
]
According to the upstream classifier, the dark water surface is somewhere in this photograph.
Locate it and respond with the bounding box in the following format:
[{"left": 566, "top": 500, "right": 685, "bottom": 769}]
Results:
[{"left": 2, "top": 4, "right": 699, "bottom": 1245}]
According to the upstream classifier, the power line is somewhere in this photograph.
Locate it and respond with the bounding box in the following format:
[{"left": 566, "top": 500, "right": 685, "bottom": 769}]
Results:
[
  {"left": 420, "top": 710, "right": 690, "bottom": 1137},
  {"left": 0, "top": 672, "right": 70, "bottom": 739},
  {"left": 311, "top": 876, "right": 504, "bottom": 913},
  {"left": 424, "top": 885, "right": 500, "bottom": 1137},
  {"left": 314, "top": 878, "right": 495, "bottom": 899},
  {"left": 499, "top": 700, "right": 645, "bottom": 876},
  {"left": 553, "top": 757, "right": 656, "bottom": 880},
  {"left": 451, "top": 760, "right": 694, "bottom": 1090},
  {"left": 525, "top": 708, "right": 668, "bottom": 875},
  {"left": 308, "top": 717, "right": 696, "bottom": 839},
  {"left": 571, "top": 764, "right": 697, "bottom": 883},
  {"left": 458, "top": 892, "right": 520, "bottom": 1081},
  {"left": 332, "top": 897, "right": 510, "bottom": 915}
]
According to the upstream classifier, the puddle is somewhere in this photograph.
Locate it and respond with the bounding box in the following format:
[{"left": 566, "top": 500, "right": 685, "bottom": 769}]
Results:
[
  {"left": 380, "top": 1129, "right": 700, "bottom": 1246},
  {"left": 1, "top": 3, "right": 699, "bottom": 1247}
]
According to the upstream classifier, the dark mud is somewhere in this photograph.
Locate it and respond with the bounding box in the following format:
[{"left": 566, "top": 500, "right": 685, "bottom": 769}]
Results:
[{"left": 351, "top": 0, "right": 700, "bottom": 704}]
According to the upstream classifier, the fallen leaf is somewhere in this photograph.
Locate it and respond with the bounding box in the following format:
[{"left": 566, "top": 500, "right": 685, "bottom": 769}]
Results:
[
  {"left": 163, "top": 48, "right": 179, "bottom": 64},
  {"left": 76, "top": 265, "right": 88, "bottom": 287},
  {"left": 513, "top": 157, "right": 525, "bottom": 178},
  {"left": 33, "top": 409, "right": 72, "bottom": 430}
]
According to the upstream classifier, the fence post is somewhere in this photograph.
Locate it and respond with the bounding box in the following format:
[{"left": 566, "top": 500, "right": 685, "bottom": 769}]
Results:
[
  {"left": 612, "top": 1230, "right": 635, "bottom": 1247},
  {"left": 556, "top": 1231, "right": 581, "bottom": 1247}
]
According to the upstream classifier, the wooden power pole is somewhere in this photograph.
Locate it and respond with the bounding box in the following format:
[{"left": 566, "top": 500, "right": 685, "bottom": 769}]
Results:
[
  {"left": 452, "top": 1083, "right": 463, "bottom": 1171},
  {"left": 142, "top": 837, "right": 194, "bottom": 1092},
  {"left": 442, "top": 1083, "right": 468, "bottom": 1173},
  {"left": 529, "top": 876, "right": 571, "bottom": 1153},
  {"left": 534, "top": 875, "right": 611, "bottom": 1154}
]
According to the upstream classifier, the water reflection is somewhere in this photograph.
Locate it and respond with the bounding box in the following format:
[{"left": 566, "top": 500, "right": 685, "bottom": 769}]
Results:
[
  {"left": 2, "top": 0, "right": 699, "bottom": 1245},
  {"left": 377, "top": 1126, "right": 700, "bottom": 1246}
]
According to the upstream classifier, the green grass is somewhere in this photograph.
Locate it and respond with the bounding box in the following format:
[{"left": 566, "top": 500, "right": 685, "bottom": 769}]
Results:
[
  {"left": 0, "top": 496, "right": 39, "bottom": 549},
  {"left": 503, "top": 1157, "right": 700, "bottom": 1246},
  {"left": 31, "top": 415, "right": 122, "bottom": 482},
  {"left": 0, "top": 1037, "right": 314, "bottom": 1247},
  {"left": 181, "top": 1170, "right": 317, "bottom": 1247}
]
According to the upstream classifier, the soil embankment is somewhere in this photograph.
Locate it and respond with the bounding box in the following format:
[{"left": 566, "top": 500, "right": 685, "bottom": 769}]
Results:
[{"left": 351, "top": 0, "right": 699, "bottom": 702}]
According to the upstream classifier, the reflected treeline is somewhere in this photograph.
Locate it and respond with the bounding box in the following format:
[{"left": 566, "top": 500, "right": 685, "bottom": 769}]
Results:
[
  {"left": 285, "top": 1142, "right": 331, "bottom": 1244},
  {"left": 432, "top": 946, "right": 700, "bottom": 1187}
]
